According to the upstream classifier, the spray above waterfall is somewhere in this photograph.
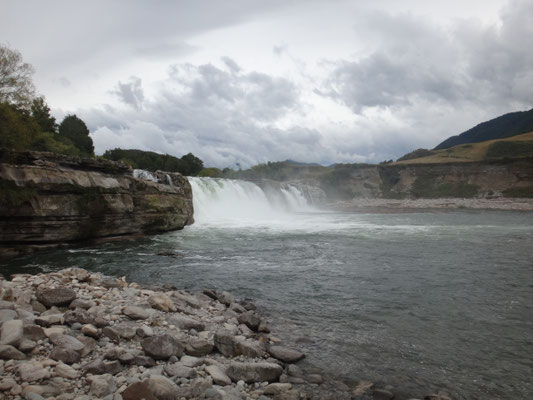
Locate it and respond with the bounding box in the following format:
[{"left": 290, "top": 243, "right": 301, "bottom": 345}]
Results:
[{"left": 188, "top": 177, "right": 313, "bottom": 224}]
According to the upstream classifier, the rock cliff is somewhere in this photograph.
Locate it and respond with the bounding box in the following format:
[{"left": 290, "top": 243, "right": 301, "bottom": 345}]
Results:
[{"left": 0, "top": 149, "right": 194, "bottom": 257}]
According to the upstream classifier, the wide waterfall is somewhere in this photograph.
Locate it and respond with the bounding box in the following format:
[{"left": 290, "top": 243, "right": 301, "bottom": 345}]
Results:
[{"left": 188, "top": 177, "right": 312, "bottom": 224}]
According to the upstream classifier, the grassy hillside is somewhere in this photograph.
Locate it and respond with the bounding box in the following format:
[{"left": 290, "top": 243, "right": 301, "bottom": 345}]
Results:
[
  {"left": 435, "top": 108, "right": 533, "bottom": 149},
  {"left": 395, "top": 131, "right": 533, "bottom": 165}
]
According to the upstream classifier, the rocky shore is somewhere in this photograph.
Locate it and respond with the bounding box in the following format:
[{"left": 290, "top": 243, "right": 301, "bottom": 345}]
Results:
[{"left": 0, "top": 268, "right": 454, "bottom": 400}]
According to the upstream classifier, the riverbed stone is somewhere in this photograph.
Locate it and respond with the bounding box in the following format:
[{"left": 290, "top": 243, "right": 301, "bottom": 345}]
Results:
[
  {"left": 205, "top": 365, "right": 231, "bottom": 386},
  {"left": 148, "top": 294, "right": 175, "bottom": 312},
  {"left": 170, "top": 315, "right": 205, "bottom": 331},
  {"left": 49, "top": 333, "right": 85, "bottom": 352},
  {"left": 18, "top": 339, "right": 37, "bottom": 352},
  {"left": 268, "top": 346, "right": 305, "bottom": 363},
  {"left": 114, "top": 322, "right": 137, "bottom": 339},
  {"left": 0, "top": 319, "right": 24, "bottom": 346},
  {"left": 36, "top": 287, "right": 76, "bottom": 307},
  {"left": 373, "top": 388, "right": 394, "bottom": 400},
  {"left": 23, "top": 324, "right": 46, "bottom": 341},
  {"left": 237, "top": 311, "right": 261, "bottom": 331},
  {"left": 142, "top": 334, "right": 184, "bottom": 360},
  {"left": 216, "top": 291, "right": 235, "bottom": 306},
  {"left": 185, "top": 337, "right": 214, "bottom": 356},
  {"left": 214, "top": 330, "right": 236, "bottom": 357},
  {"left": 163, "top": 362, "right": 197, "bottom": 378},
  {"left": 49, "top": 346, "right": 81, "bottom": 364},
  {"left": 121, "top": 381, "right": 156, "bottom": 400},
  {"left": 0, "top": 300, "right": 15, "bottom": 310},
  {"left": 102, "top": 326, "right": 121, "bottom": 343},
  {"left": 89, "top": 374, "right": 116, "bottom": 397},
  {"left": 54, "top": 362, "right": 78, "bottom": 379},
  {"left": 123, "top": 305, "right": 150, "bottom": 320},
  {"left": 180, "top": 355, "right": 204, "bottom": 367},
  {"left": 146, "top": 375, "right": 180, "bottom": 400},
  {"left": 226, "top": 362, "right": 283, "bottom": 383},
  {"left": 136, "top": 325, "right": 154, "bottom": 338},
  {"left": 0, "top": 309, "right": 18, "bottom": 324},
  {"left": 0, "top": 344, "right": 26, "bottom": 360},
  {"left": 18, "top": 361, "right": 50, "bottom": 382}
]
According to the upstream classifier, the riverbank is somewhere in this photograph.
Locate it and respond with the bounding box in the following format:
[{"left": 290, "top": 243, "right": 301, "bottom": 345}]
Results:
[
  {"left": 0, "top": 267, "right": 450, "bottom": 400},
  {"left": 328, "top": 197, "right": 533, "bottom": 212}
]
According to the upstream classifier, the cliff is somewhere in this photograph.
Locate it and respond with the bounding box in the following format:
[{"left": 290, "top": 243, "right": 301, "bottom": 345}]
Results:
[
  {"left": 318, "top": 158, "right": 533, "bottom": 200},
  {"left": 0, "top": 149, "right": 194, "bottom": 257}
]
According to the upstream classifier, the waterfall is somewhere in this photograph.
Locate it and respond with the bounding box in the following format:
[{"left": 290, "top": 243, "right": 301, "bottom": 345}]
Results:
[{"left": 188, "top": 177, "right": 312, "bottom": 224}]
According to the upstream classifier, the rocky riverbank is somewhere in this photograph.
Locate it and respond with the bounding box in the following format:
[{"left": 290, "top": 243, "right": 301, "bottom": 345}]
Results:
[{"left": 0, "top": 268, "right": 454, "bottom": 400}]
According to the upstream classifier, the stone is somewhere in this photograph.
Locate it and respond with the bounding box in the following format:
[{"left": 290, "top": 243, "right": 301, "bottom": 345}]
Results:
[
  {"left": 64, "top": 308, "right": 95, "bottom": 326},
  {"left": 49, "top": 333, "right": 85, "bottom": 352},
  {"left": 205, "top": 365, "right": 231, "bottom": 386},
  {"left": 353, "top": 381, "right": 374, "bottom": 396},
  {"left": 141, "top": 334, "right": 184, "bottom": 360},
  {"left": 164, "top": 362, "right": 197, "bottom": 378},
  {"left": 146, "top": 375, "right": 180, "bottom": 400},
  {"left": 174, "top": 377, "right": 213, "bottom": 399},
  {"left": 306, "top": 374, "right": 323, "bottom": 384},
  {"left": 61, "top": 267, "right": 91, "bottom": 282},
  {"left": 0, "top": 344, "right": 25, "bottom": 359},
  {"left": 44, "top": 326, "right": 65, "bottom": 337},
  {"left": 424, "top": 393, "right": 453, "bottom": 400},
  {"left": 83, "top": 359, "right": 122, "bottom": 375},
  {"left": 287, "top": 364, "right": 304, "bottom": 378},
  {"left": 0, "top": 377, "right": 16, "bottom": 390},
  {"left": 23, "top": 325, "right": 46, "bottom": 341},
  {"left": 0, "top": 300, "right": 15, "bottom": 310},
  {"left": 18, "top": 339, "right": 37, "bottom": 352},
  {"left": 118, "top": 351, "right": 136, "bottom": 364},
  {"left": 25, "top": 392, "right": 46, "bottom": 400},
  {"left": 214, "top": 330, "right": 236, "bottom": 357},
  {"left": 55, "top": 362, "right": 78, "bottom": 379},
  {"left": 148, "top": 294, "right": 175, "bottom": 312},
  {"left": 229, "top": 302, "right": 247, "bottom": 314},
  {"left": 264, "top": 383, "right": 293, "bottom": 395},
  {"left": 226, "top": 362, "right": 283, "bottom": 383},
  {"left": 18, "top": 361, "right": 50, "bottom": 382},
  {"left": 136, "top": 325, "right": 154, "bottom": 338},
  {"left": 21, "top": 384, "right": 61, "bottom": 398},
  {"left": 237, "top": 311, "right": 261, "bottom": 331},
  {"left": 36, "top": 287, "right": 76, "bottom": 307},
  {"left": 81, "top": 324, "right": 99, "bottom": 338},
  {"left": 102, "top": 278, "right": 122, "bottom": 289},
  {"left": 35, "top": 314, "right": 64, "bottom": 327},
  {"left": 235, "top": 337, "right": 266, "bottom": 358},
  {"left": 114, "top": 322, "right": 137, "bottom": 339},
  {"left": 185, "top": 337, "right": 214, "bottom": 356},
  {"left": 216, "top": 291, "right": 235, "bottom": 306},
  {"left": 77, "top": 335, "right": 98, "bottom": 357},
  {"left": 133, "top": 355, "right": 156, "bottom": 367},
  {"left": 0, "top": 319, "right": 23, "bottom": 346},
  {"left": 180, "top": 355, "right": 204, "bottom": 368},
  {"left": 123, "top": 306, "right": 150, "bottom": 320},
  {"left": 49, "top": 346, "right": 81, "bottom": 364},
  {"left": 30, "top": 300, "right": 46, "bottom": 314},
  {"left": 69, "top": 298, "right": 95, "bottom": 310},
  {"left": 0, "top": 309, "right": 18, "bottom": 324},
  {"left": 268, "top": 346, "right": 305, "bottom": 363},
  {"left": 169, "top": 315, "right": 205, "bottom": 331},
  {"left": 373, "top": 389, "right": 394, "bottom": 400},
  {"left": 121, "top": 381, "right": 156, "bottom": 400},
  {"left": 102, "top": 326, "right": 121, "bottom": 343},
  {"left": 89, "top": 374, "right": 116, "bottom": 397}
]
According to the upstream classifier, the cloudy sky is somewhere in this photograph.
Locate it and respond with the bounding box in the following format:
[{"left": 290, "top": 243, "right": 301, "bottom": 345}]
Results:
[{"left": 2, "top": 0, "right": 532, "bottom": 167}]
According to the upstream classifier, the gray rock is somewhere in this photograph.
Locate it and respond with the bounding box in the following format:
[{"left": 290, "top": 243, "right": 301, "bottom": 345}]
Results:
[
  {"left": 69, "top": 299, "right": 95, "bottom": 310},
  {"left": 64, "top": 308, "right": 95, "bottom": 326},
  {"left": 287, "top": 364, "right": 304, "bottom": 378},
  {"left": 264, "top": 383, "right": 293, "bottom": 395},
  {"left": 0, "top": 300, "right": 15, "bottom": 310},
  {"left": 21, "top": 384, "right": 61, "bottom": 398},
  {"left": 102, "top": 326, "right": 121, "bottom": 343},
  {"left": 205, "top": 365, "right": 231, "bottom": 386},
  {"left": 214, "top": 330, "right": 236, "bottom": 357},
  {"left": 226, "top": 362, "right": 283, "bottom": 383},
  {"left": 180, "top": 355, "right": 204, "bottom": 368},
  {"left": 0, "top": 309, "right": 18, "bottom": 324},
  {"left": 148, "top": 294, "right": 176, "bottom": 312},
  {"left": 185, "top": 337, "right": 214, "bottom": 356},
  {"left": 118, "top": 351, "right": 136, "bottom": 364},
  {"left": 49, "top": 346, "right": 80, "bottom": 364},
  {"left": 89, "top": 374, "right": 116, "bottom": 397},
  {"left": 0, "top": 344, "right": 25, "bottom": 360},
  {"left": 306, "top": 374, "right": 323, "bottom": 384},
  {"left": 81, "top": 324, "right": 99, "bottom": 338},
  {"left": 18, "top": 339, "right": 37, "bottom": 352},
  {"left": 237, "top": 311, "right": 261, "bottom": 331},
  {"left": 133, "top": 355, "right": 156, "bottom": 367},
  {"left": 35, "top": 314, "right": 64, "bottom": 327},
  {"left": 114, "top": 322, "right": 137, "bottom": 340},
  {"left": 101, "top": 278, "right": 122, "bottom": 288},
  {"left": 18, "top": 362, "right": 50, "bottom": 382},
  {"left": 54, "top": 362, "right": 78, "bottom": 379},
  {"left": 0, "top": 319, "right": 23, "bottom": 346},
  {"left": 25, "top": 393, "right": 46, "bottom": 400},
  {"left": 136, "top": 325, "right": 154, "bottom": 338},
  {"left": 23, "top": 324, "right": 46, "bottom": 341},
  {"left": 121, "top": 381, "right": 156, "bottom": 400},
  {"left": 141, "top": 334, "right": 184, "bottom": 360},
  {"left": 373, "top": 388, "right": 394, "bottom": 400},
  {"left": 82, "top": 359, "right": 122, "bottom": 375},
  {"left": 216, "top": 291, "right": 235, "bottom": 306},
  {"left": 36, "top": 287, "right": 76, "bottom": 307},
  {"left": 170, "top": 315, "right": 205, "bottom": 331},
  {"left": 0, "top": 377, "right": 17, "bottom": 390},
  {"left": 235, "top": 337, "right": 266, "bottom": 358},
  {"left": 268, "top": 346, "right": 305, "bottom": 363},
  {"left": 146, "top": 375, "right": 180, "bottom": 400},
  {"left": 49, "top": 333, "right": 85, "bottom": 352},
  {"left": 164, "top": 362, "right": 197, "bottom": 378},
  {"left": 77, "top": 335, "right": 98, "bottom": 357},
  {"left": 123, "top": 306, "right": 150, "bottom": 320}
]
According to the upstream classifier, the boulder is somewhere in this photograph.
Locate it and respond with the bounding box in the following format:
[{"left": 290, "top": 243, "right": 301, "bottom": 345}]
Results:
[
  {"left": 148, "top": 294, "right": 176, "bottom": 312},
  {"left": 18, "top": 362, "right": 50, "bottom": 382},
  {"left": 141, "top": 334, "right": 184, "bottom": 360},
  {"left": 123, "top": 305, "right": 151, "bottom": 320},
  {"left": 0, "top": 344, "right": 25, "bottom": 360},
  {"left": 185, "top": 337, "right": 214, "bottom": 356},
  {"left": 170, "top": 315, "right": 205, "bottom": 331},
  {"left": 268, "top": 346, "right": 305, "bottom": 363},
  {"left": 226, "top": 362, "right": 283, "bottom": 383},
  {"left": 89, "top": 374, "right": 116, "bottom": 397},
  {"left": 214, "top": 330, "right": 236, "bottom": 357},
  {"left": 36, "top": 287, "right": 76, "bottom": 307},
  {"left": 237, "top": 311, "right": 261, "bottom": 331},
  {"left": 205, "top": 365, "right": 231, "bottom": 386},
  {"left": 121, "top": 381, "right": 157, "bottom": 400},
  {"left": 0, "top": 319, "right": 23, "bottom": 346},
  {"left": 49, "top": 347, "right": 80, "bottom": 364},
  {"left": 48, "top": 333, "right": 85, "bottom": 352},
  {"left": 146, "top": 375, "right": 180, "bottom": 400}
]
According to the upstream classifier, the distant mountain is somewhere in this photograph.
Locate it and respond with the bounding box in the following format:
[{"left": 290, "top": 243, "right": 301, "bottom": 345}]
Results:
[{"left": 435, "top": 108, "right": 533, "bottom": 150}]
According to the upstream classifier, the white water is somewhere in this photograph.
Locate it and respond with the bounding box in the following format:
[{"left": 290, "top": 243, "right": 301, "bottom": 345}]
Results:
[{"left": 188, "top": 177, "right": 312, "bottom": 224}]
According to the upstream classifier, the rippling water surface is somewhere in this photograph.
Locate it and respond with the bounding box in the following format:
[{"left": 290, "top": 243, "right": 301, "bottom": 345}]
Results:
[{"left": 3, "top": 178, "right": 533, "bottom": 400}]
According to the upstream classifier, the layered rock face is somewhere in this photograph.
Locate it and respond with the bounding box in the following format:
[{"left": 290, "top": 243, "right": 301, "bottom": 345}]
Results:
[{"left": 0, "top": 149, "right": 194, "bottom": 256}]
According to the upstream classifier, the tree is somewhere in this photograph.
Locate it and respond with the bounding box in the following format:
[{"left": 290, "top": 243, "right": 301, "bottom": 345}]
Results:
[
  {"left": 0, "top": 102, "right": 40, "bottom": 151},
  {"left": 180, "top": 152, "right": 204, "bottom": 176},
  {"left": 58, "top": 114, "right": 94, "bottom": 156},
  {"left": 31, "top": 97, "right": 57, "bottom": 133},
  {"left": 0, "top": 44, "right": 36, "bottom": 109}
]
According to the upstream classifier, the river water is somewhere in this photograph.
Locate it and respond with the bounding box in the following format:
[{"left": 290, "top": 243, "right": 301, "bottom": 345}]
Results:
[{"left": 3, "top": 177, "right": 533, "bottom": 399}]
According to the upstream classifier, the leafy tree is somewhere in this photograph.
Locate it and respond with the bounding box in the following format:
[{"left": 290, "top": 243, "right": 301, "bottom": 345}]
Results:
[
  {"left": 180, "top": 153, "right": 204, "bottom": 175},
  {"left": 0, "top": 44, "right": 36, "bottom": 109},
  {"left": 0, "top": 102, "right": 40, "bottom": 151},
  {"left": 58, "top": 114, "right": 94, "bottom": 156},
  {"left": 31, "top": 97, "right": 57, "bottom": 133}
]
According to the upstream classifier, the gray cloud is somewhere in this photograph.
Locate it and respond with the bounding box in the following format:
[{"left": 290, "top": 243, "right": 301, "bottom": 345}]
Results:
[{"left": 112, "top": 77, "right": 144, "bottom": 110}]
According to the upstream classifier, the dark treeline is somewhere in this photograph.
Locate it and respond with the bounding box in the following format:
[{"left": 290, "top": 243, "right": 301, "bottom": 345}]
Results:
[{"left": 102, "top": 148, "right": 204, "bottom": 176}]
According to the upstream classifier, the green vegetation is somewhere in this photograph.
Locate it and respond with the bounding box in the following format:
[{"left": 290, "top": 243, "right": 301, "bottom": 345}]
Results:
[
  {"left": 435, "top": 107, "right": 533, "bottom": 149},
  {"left": 378, "top": 167, "right": 404, "bottom": 199},
  {"left": 397, "top": 148, "right": 436, "bottom": 162},
  {"left": 485, "top": 141, "right": 533, "bottom": 159},
  {"left": 102, "top": 148, "right": 204, "bottom": 176},
  {"left": 58, "top": 115, "right": 94, "bottom": 157},
  {"left": 0, "top": 179, "right": 36, "bottom": 207},
  {"left": 411, "top": 175, "right": 479, "bottom": 198},
  {"left": 502, "top": 187, "right": 533, "bottom": 198}
]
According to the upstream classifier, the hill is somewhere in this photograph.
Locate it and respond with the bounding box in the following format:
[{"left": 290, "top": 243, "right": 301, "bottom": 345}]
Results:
[
  {"left": 435, "top": 108, "right": 533, "bottom": 150},
  {"left": 395, "top": 131, "right": 533, "bottom": 164}
]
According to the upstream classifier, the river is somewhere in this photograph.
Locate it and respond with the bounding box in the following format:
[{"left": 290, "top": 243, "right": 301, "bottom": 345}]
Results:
[{"left": 3, "top": 177, "right": 533, "bottom": 399}]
